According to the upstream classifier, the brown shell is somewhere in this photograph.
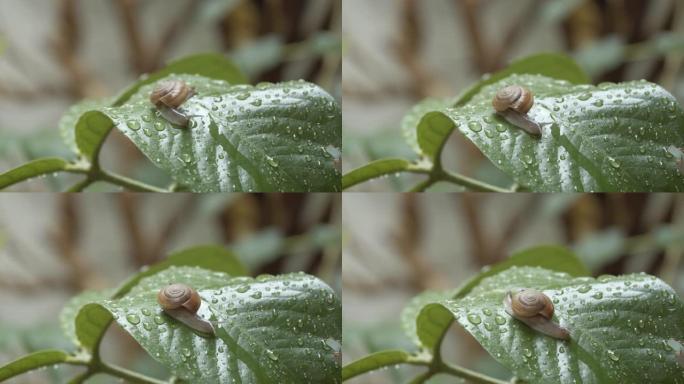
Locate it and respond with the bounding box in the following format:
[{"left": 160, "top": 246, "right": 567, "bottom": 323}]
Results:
[
  {"left": 508, "top": 289, "right": 553, "bottom": 319},
  {"left": 157, "top": 283, "right": 201, "bottom": 313},
  {"left": 149, "top": 80, "right": 193, "bottom": 108},
  {"left": 492, "top": 85, "right": 534, "bottom": 113}
]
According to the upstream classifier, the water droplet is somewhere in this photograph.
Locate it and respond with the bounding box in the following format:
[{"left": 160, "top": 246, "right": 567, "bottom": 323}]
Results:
[
  {"left": 237, "top": 285, "right": 250, "bottom": 293},
  {"left": 467, "top": 121, "right": 483, "bottom": 132},
  {"left": 236, "top": 92, "right": 251, "bottom": 101},
  {"left": 467, "top": 314, "right": 482, "bottom": 325},
  {"left": 592, "top": 99, "right": 604, "bottom": 107},
  {"left": 266, "top": 349, "right": 278, "bottom": 361},
  {"left": 578, "top": 93, "right": 592, "bottom": 101},
  {"left": 592, "top": 292, "right": 603, "bottom": 300},
  {"left": 607, "top": 349, "right": 619, "bottom": 361},
  {"left": 494, "top": 315, "right": 506, "bottom": 325},
  {"left": 608, "top": 157, "right": 621, "bottom": 169},
  {"left": 126, "top": 314, "right": 141, "bottom": 325},
  {"left": 578, "top": 285, "right": 591, "bottom": 293},
  {"left": 127, "top": 120, "right": 141, "bottom": 131},
  {"left": 265, "top": 155, "right": 279, "bottom": 167},
  {"left": 251, "top": 291, "right": 263, "bottom": 299}
]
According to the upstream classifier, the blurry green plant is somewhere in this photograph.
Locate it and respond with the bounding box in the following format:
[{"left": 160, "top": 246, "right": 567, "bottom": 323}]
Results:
[
  {"left": 0, "top": 245, "right": 341, "bottom": 384},
  {"left": 343, "top": 53, "right": 684, "bottom": 192},
  {"left": 0, "top": 53, "right": 341, "bottom": 192},
  {"left": 342, "top": 245, "right": 684, "bottom": 384}
]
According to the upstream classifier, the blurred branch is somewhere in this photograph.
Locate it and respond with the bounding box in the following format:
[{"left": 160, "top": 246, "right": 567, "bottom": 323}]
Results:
[
  {"left": 148, "top": 0, "right": 201, "bottom": 70},
  {"left": 51, "top": 194, "right": 93, "bottom": 291},
  {"left": 52, "top": 0, "right": 105, "bottom": 97},
  {"left": 116, "top": 0, "right": 148, "bottom": 72}
]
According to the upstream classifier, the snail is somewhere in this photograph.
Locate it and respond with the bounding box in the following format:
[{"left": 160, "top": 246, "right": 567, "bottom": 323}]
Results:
[
  {"left": 149, "top": 80, "right": 196, "bottom": 127},
  {"left": 157, "top": 283, "right": 215, "bottom": 337},
  {"left": 503, "top": 289, "right": 570, "bottom": 340},
  {"left": 492, "top": 85, "right": 542, "bottom": 136}
]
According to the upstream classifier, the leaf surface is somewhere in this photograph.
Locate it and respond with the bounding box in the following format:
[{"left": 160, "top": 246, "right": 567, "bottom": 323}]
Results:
[
  {"left": 75, "top": 74, "right": 341, "bottom": 191},
  {"left": 403, "top": 246, "right": 590, "bottom": 351},
  {"left": 75, "top": 267, "right": 341, "bottom": 384},
  {"left": 417, "top": 266, "right": 684, "bottom": 384},
  {"left": 417, "top": 74, "right": 684, "bottom": 191}
]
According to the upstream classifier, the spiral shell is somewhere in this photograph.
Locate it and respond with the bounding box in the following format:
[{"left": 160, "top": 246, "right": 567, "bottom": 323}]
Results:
[
  {"left": 149, "top": 80, "right": 194, "bottom": 108},
  {"left": 503, "top": 289, "right": 569, "bottom": 340},
  {"left": 492, "top": 85, "right": 534, "bottom": 113},
  {"left": 157, "top": 283, "right": 201, "bottom": 313},
  {"left": 507, "top": 289, "right": 554, "bottom": 318}
]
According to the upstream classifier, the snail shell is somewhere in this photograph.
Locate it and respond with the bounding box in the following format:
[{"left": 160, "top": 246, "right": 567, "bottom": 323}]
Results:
[
  {"left": 492, "top": 85, "right": 541, "bottom": 136},
  {"left": 150, "top": 80, "right": 195, "bottom": 108},
  {"left": 158, "top": 283, "right": 215, "bottom": 337},
  {"left": 149, "top": 80, "right": 195, "bottom": 127},
  {"left": 503, "top": 289, "right": 569, "bottom": 340},
  {"left": 492, "top": 85, "right": 534, "bottom": 113}
]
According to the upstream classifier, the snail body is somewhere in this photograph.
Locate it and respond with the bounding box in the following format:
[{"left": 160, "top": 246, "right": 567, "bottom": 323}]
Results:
[
  {"left": 158, "top": 283, "right": 215, "bottom": 337},
  {"left": 492, "top": 85, "right": 542, "bottom": 136},
  {"left": 503, "top": 289, "right": 569, "bottom": 340},
  {"left": 149, "top": 80, "right": 196, "bottom": 127}
]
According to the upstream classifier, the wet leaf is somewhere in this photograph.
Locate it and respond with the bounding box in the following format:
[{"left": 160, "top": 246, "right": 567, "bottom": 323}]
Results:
[
  {"left": 75, "top": 267, "right": 341, "bottom": 384},
  {"left": 416, "top": 74, "right": 684, "bottom": 191},
  {"left": 417, "top": 267, "right": 684, "bottom": 384}
]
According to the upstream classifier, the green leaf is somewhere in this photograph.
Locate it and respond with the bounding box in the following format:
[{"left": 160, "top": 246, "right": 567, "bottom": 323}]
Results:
[
  {"left": 75, "top": 111, "right": 115, "bottom": 164},
  {"left": 59, "top": 98, "right": 112, "bottom": 154},
  {"left": 455, "top": 53, "right": 590, "bottom": 106},
  {"left": 113, "top": 53, "right": 248, "bottom": 106},
  {"left": 75, "top": 267, "right": 341, "bottom": 384},
  {"left": 0, "top": 157, "right": 69, "bottom": 189},
  {"left": 59, "top": 289, "right": 112, "bottom": 347},
  {"left": 418, "top": 266, "right": 684, "bottom": 384},
  {"left": 405, "top": 246, "right": 589, "bottom": 353},
  {"left": 342, "top": 349, "right": 411, "bottom": 380},
  {"left": 342, "top": 158, "right": 411, "bottom": 190},
  {"left": 418, "top": 74, "right": 684, "bottom": 191},
  {"left": 400, "top": 289, "right": 457, "bottom": 347},
  {"left": 401, "top": 98, "right": 456, "bottom": 155},
  {"left": 114, "top": 245, "right": 248, "bottom": 297},
  {"left": 0, "top": 349, "right": 69, "bottom": 381},
  {"left": 76, "top": 74, "right": 341, "bottom": 192},
  {"left": 454, "top": 245, "right": 591, "bottom": 299},
  {"left": 62, "top": 245, "right": 248, "bottom": 352}
]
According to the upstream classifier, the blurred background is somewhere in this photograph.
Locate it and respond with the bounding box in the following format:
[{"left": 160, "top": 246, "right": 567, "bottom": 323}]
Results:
[
  {"left": 0, "top": 193, "right": 341, "bottom": 383},
  {"left": 343, "top": 193, "right": 684, "bottom": 383},
  {"left": 343, "top": 0, "right": 684, "bottom": 191},
  {"left": 0, "top": 0, "right": 341, "bottom": 191}
]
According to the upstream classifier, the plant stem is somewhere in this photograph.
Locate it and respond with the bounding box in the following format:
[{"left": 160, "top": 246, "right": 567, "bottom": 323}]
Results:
[
  {"left": 66, "top": 178, "right": 96, "bottom": 192},
  {"left": 97, "top": 362, "right": 169, "bottom": 384},
  {"left": 437, "top": 361, "right": 509, "bottom": 384},
  {"left": 435, "top": 169, "right": 509, "bottom": 192},
  {"left": 64, "top": 163, "right": 168, "bottom": 192},
  {"left": 95, "top": 169, "right": 168, "bottom": 192}
]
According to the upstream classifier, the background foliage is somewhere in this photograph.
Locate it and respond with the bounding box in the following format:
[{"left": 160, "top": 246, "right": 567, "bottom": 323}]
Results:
[
  {"left": 343, "top": 0, "right": 684, "bottom": 191},
  {"left": 342, "top": 193, "right": 684, "bottom": 383},
  {"left": 0, "top": 0, "right": 341, "bottom": 191},
  {"left": 0, "top": 193, "right": 341, "bottom": 383}
]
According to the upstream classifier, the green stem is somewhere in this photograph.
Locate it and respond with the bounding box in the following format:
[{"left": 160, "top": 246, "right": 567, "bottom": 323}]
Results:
[
  {"left": 63, "top": 163, "right": 167, "bottom": 192},
  {"left": 435, "top": 169, "right": 509, "bottom": 192},
  {"left": 66, "top": 178, "right": 96, "bottom": 192},
  {"left": 97, "top": 362, "right": 169, "bottom": 384},
  {"left": 96, "top": 169, "right": 168, "bottom": 192},
  {"left": 436, "top": 361, "right": 509, "bottom": 384}
]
